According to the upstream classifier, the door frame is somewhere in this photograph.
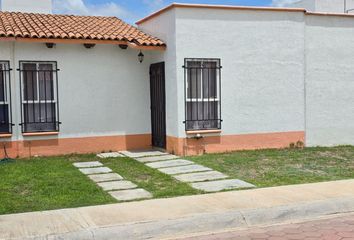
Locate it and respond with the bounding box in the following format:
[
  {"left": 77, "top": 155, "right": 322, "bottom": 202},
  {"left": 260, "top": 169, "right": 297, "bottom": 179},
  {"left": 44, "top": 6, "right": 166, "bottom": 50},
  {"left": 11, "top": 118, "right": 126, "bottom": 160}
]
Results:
[{"left": 150, "top": 62, "right": 166, "bottom": 149}]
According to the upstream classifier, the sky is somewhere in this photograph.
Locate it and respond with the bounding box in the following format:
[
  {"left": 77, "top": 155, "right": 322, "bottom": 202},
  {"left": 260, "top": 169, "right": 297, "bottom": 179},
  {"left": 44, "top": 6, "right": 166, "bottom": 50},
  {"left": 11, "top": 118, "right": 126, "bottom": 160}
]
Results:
[{"left": 52, "top": 0, "right": 298, "bottom": 23}]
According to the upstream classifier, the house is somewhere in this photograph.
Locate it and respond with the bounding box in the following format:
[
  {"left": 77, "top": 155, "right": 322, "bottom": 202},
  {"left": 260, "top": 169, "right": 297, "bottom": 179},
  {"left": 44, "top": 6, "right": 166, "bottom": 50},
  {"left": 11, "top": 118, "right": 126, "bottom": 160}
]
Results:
[{"left": 0, "top": 0, "right": 353, "bottom": 157}]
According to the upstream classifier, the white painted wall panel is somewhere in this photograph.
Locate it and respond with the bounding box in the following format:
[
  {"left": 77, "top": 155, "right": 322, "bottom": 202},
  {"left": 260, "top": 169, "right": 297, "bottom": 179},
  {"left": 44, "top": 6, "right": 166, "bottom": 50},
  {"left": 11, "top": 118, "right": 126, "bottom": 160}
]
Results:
[
  {"left": 305, "top": 15, "right": 354, "bottom": 146},
  {"left": 174, "top": 8, "right": 306, "bottom": 137}
]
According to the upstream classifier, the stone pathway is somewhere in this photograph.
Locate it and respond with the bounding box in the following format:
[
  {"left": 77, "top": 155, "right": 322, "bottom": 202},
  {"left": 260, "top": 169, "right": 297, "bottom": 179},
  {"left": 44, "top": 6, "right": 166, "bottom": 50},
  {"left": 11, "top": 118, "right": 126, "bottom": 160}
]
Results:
[
  {"left": 97, "top": 152, "right": 124, "bottom": 158},
  {"left": 73, "top": 161, "right": 152, "bottom": 201},
  {"left": 120, "top": 150, "right": 255, "bottom": 192}
]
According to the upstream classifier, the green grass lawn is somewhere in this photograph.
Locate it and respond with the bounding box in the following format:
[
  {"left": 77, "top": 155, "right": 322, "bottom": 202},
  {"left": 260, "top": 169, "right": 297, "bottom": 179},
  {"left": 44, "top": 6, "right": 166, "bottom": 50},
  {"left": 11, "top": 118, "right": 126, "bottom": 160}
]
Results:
[
  {"left": 0, "top": 154, "right": 199, "bottom": 215},
  {"left": 1, "top": 146, "right": 353, "bottom": 215},
  {"left": 188, "top": 146, "right": 354, "bottom": 187},
  {"left": 0, "top": 156, "right": 115, "bottom": 215}
]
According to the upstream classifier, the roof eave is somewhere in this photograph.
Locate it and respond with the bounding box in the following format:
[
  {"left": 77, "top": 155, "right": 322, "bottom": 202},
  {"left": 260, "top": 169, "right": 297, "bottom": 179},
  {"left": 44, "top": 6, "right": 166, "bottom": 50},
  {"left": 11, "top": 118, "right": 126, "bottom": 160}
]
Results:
[{"left": 0, "top": 37, "right": 166, "bottom": 51}]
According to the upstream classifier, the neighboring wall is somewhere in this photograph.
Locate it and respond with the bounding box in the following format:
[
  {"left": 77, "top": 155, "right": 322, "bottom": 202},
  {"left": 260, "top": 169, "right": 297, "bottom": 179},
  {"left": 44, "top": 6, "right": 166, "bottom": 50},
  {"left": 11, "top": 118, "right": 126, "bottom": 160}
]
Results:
[
  {"left": 290, "top": 0, "right": 316, "bottom": 11},
  {"left": 0, "top": 42, "right": 152, "bottom": 157},
  {"left": 305, "top": 14, "right": 354, "bottom": 146},
  {"left": 289, "top": 0, "right": 354, "bottom": 13}
]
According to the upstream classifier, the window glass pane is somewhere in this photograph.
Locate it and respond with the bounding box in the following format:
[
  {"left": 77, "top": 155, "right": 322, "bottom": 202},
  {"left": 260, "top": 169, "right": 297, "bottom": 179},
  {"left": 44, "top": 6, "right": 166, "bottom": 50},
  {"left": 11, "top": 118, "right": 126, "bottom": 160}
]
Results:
[
  {"left": 186, "top": 102, "right": 219, "bottom": 130},
  {"left": 187, "top": 61, "right": 201, "bottom": 99},
  {"left": 24, "top": 103, "right": 56, "bottom": 132},
  {"left": 0, "top": 64, "right": 5, "bottom": 102},
  {"left": 0, "top": 104, "right": 9, "bottom": 133},
  {"left": 23, "top": 63, "right": 37, "bottom": 101},
  {"left": 203, "top": 62, "right": 217, "bottom": 98},
  {"left": 39, "top": 64, "right": 54, "bottom": 100}
]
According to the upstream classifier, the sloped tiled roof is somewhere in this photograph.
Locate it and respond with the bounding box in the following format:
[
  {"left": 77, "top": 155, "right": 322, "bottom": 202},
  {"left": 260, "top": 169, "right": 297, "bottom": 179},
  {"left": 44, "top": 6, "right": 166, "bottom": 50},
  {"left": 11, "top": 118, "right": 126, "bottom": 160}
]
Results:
[{"left": 0, "top": 12, "right": 165, "bottom": 47}]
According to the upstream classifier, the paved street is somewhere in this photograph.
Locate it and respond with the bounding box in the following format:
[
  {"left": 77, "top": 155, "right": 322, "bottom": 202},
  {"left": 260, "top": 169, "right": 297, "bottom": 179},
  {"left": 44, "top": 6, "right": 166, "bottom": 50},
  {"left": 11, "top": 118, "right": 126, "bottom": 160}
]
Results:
[{"left": 181, "top": 214, "right": 354, "bottom": 240}]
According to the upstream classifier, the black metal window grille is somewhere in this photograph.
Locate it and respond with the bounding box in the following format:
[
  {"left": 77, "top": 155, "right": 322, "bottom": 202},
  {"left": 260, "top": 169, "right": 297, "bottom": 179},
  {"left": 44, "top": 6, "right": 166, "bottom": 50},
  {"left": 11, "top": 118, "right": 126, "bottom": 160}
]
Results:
[
  {"left": 183, "top": 58, "right": 222, "bottom": 131},
  {"left": 0, "top": 61, "right": 13, "bottom": 134},
  {"left": 18, "top": 61, "right": 60, "bottom": 133}
]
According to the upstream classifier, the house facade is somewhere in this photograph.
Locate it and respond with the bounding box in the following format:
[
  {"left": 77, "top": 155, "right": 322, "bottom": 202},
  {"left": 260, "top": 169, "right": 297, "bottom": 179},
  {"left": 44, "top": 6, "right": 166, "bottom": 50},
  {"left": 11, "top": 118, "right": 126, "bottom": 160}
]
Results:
[{"left": 0, "top": 1, "right": 353, "bottom": 157}]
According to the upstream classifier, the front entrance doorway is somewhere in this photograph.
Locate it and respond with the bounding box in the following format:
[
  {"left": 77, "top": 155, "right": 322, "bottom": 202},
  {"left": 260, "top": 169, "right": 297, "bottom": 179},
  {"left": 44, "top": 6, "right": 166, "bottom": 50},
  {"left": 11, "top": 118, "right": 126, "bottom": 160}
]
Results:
[{"left": 150, "top": 62, "right": 166, "bottom": 149}]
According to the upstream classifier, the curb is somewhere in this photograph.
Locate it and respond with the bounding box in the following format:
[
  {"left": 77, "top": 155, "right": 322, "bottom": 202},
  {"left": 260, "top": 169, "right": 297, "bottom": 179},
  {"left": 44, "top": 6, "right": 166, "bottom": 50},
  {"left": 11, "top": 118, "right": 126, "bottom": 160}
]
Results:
[{"left": 27, "top": 196, "right": 354, "bottom": 240}]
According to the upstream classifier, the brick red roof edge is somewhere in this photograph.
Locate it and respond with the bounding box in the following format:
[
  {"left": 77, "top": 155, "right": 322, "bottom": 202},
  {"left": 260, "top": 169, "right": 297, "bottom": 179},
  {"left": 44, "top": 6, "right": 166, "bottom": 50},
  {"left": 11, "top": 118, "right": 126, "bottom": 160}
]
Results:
[{"left": 0, "top": 11, "right": 165, "bottom": 46}]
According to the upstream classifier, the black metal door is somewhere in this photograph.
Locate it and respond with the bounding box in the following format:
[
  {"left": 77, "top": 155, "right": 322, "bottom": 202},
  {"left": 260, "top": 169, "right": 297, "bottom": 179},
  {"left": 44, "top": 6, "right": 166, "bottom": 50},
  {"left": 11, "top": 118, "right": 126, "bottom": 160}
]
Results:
[{"left": 150, "top": 62, "right": 166, "bottom": 149}]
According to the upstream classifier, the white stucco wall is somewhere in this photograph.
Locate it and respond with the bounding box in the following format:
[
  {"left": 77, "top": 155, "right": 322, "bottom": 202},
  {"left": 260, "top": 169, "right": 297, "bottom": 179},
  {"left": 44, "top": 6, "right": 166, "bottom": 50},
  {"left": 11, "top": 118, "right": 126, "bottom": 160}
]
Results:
[
  {"left": 138, "top": 9, "right": 179, "bottom": 138},
  {"left": 305, "top": 15, "right": 354, "bottom": 146},
  {"left": 0, "top": 42, "right": 152, "bottom": 141},
  {"left": 173, "top": 8, "right": 306, "bottom": 138}
]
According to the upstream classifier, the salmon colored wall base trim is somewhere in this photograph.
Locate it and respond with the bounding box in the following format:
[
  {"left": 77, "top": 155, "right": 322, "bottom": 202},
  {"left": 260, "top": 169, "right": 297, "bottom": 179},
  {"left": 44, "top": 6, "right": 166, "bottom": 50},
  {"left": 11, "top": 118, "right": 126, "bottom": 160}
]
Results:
[
  {"left": 167, "top": 131, "right": 305, "bottom": 156},
  {"left": 0, "top": 134, "right": 151, "bottom": 158}
]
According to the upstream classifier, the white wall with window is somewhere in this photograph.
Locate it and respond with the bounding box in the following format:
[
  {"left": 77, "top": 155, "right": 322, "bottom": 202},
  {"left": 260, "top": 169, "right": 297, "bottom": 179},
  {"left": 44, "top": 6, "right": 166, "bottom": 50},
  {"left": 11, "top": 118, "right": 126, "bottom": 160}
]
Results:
[
  {"left": 0, "top": 41, "right": 153, "bottom": 141},
  {"left": 174, "top": 8, "right": 306, "bottom": 138}
]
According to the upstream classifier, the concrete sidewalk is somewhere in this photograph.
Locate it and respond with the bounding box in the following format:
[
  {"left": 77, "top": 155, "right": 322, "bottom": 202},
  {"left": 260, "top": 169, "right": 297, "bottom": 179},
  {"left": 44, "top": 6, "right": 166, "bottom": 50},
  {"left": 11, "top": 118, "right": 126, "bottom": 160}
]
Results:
[{"left": 1, "top": 180, "right": 354, "bottom": 240}]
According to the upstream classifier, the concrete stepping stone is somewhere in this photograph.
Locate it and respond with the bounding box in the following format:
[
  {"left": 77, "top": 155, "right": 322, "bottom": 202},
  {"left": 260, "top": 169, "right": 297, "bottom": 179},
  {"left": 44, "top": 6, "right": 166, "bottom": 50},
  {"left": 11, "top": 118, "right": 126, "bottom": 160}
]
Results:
[
  {"left": 146, "top": 159, "right": 194, "bottom": 169},
  {"left": 97, "top": 181, "right": 137, "bottom": 191},
  {"left": 109, "top": 189, "right": 152, "bottom": 201},
  {"left": 97, "top": 152, "right": 123, "bottom": 158},
  {"left": 136, "top": 154, "right": 179, "bottom": 163},
  {"left": 191, "top": 179, "right": 256, "bottom": 192},
  {"left": 174, "top": 171, "right": 228, "bottom": 183},
  {"left": 79, "top": 167, "right": 112, "bottom": 175},
  {"left": 88, "top": 173, "right": 123, "bottom": 183},
  {"left": 120, "top": 150, "right": 167, "bottom": 158},
  {"left": 158, "top": 165, "right": 212, "bottom": 175},
  {"left": 73, "top": 161, "right": 103, "bottom": 168}
]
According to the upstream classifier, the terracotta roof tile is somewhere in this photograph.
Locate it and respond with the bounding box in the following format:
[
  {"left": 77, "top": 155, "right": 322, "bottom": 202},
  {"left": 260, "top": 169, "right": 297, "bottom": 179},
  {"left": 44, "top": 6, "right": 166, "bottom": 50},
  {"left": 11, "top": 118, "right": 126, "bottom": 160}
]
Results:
[{"left": 0, "top": 11, "right": 165, "bottom": 46}]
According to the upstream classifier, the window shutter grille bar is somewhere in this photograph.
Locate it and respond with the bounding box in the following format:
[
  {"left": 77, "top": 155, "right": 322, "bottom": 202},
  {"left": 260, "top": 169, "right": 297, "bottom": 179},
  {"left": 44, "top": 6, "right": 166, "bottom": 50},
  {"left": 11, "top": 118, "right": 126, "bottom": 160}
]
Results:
[
  {"left": 18, "top": 61, "right": 61, "bottom": 133},
  {"left": 0, "top": 61, "right": 13, "bottom": 134},
  {"left": 183, "top": 58, "right": 222, "bottom": 131}
]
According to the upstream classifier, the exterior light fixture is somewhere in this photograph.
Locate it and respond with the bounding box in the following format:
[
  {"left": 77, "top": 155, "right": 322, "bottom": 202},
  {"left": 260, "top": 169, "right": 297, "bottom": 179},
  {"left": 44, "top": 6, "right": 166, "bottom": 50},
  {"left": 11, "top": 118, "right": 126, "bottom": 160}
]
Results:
[{"left": 138, "top": 50, "right": 144, "bottom": 63}]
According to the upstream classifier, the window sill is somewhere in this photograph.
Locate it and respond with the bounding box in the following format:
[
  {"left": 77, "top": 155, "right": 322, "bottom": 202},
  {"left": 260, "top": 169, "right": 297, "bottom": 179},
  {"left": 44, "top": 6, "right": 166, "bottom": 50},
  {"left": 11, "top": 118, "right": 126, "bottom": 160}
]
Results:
[
  {"left": 22, "top": 132, "right": 59, "bottom": 137},
  {"left": 186, "top": 129, "right": 222, "bottom": 135},
  {"left": 0, "top": 134, "right": 12, "bottom": 138}
]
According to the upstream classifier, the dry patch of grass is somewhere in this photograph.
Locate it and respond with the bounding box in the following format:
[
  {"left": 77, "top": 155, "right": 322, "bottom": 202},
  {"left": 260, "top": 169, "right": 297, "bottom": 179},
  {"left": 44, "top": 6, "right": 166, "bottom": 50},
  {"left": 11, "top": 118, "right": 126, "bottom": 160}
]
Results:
[{"left": 188, "top": 146, "right": 354, "bottom": 187}]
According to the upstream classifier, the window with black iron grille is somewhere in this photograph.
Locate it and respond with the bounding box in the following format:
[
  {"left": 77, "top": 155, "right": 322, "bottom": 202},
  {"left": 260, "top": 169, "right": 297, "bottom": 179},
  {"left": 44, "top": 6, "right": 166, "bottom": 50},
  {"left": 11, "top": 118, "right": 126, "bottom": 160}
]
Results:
[
  {"left": 18, "top": 61, "right": 60, "bottom": 133},
  {"left": 183, "top": 58, "right": 222, "bottom": 131},
  {"left": 0, "top": 61, "right": 13, "bottom": 134}
]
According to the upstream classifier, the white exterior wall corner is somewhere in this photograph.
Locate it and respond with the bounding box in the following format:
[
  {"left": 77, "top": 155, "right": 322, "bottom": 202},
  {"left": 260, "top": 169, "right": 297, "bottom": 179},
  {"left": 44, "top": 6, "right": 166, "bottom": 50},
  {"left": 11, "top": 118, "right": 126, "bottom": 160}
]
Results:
[
  {"left": 304, "top": 14, "right": 354, "bottom": 146},
  {"left": 138, "top": 9, "right": 179, "bottom": 138},
  {"left": 174, "top": 8, "right": 306, "bottom": 138},
  {"left": 0, "top": 41, "right": 152, "bottom": 141}
]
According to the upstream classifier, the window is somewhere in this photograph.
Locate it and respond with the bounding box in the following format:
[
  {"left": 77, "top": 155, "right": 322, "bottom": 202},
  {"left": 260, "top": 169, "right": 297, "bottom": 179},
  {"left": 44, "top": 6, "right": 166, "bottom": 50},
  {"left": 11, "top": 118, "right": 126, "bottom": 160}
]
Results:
[
  {"left": 19, "top": 61, "right": 60, "bottom": 133},
  {"left": 183, "top": 58, "right": 222, "bottom": 131},
  {"left": 0, "top": 61, "right": 13, "bottom": 134}
]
